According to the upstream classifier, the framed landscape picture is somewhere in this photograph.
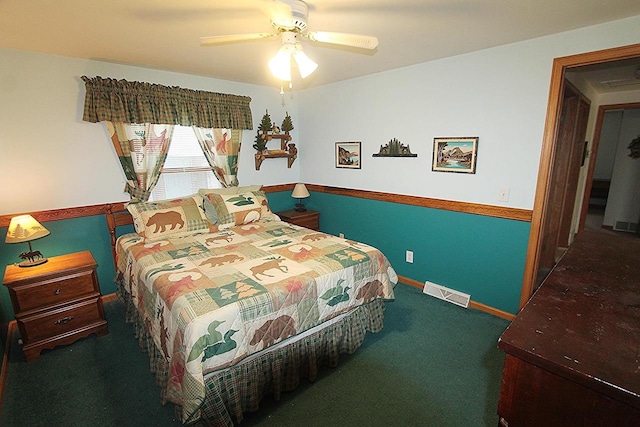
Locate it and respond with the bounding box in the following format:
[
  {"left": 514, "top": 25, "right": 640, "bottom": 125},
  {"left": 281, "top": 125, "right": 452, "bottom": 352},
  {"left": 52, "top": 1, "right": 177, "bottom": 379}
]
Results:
[
  {"left": 432, "top": 137, "right": 478, "bottom": 174},
  {"left": 336, "top": 141, "right": 361, "bottom": 169}
]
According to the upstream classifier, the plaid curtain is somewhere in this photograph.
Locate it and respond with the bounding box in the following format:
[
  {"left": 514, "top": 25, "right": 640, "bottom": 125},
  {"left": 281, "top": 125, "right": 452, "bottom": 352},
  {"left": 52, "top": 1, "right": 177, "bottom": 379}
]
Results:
[
  {"left": 82, "top": 76, "right": 253, "bottom": 197},
  {"left": 192, "top": 127, "right": 243, "bottom": 188},
  {"left": 82, "top": 76, "right": 253, "bottom": 129},
  {"left": 106, "top": 122, "right": 174, "bottom": 202}
]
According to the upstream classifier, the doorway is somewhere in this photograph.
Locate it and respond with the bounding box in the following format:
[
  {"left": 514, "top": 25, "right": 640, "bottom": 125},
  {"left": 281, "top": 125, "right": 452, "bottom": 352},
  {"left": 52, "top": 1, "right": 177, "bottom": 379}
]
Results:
[
  {"left": 579, "top": 103, "right": 640, "bottom": 235},
  {"left": 520, "top": 43, "right": 640, "bottom": 309}
]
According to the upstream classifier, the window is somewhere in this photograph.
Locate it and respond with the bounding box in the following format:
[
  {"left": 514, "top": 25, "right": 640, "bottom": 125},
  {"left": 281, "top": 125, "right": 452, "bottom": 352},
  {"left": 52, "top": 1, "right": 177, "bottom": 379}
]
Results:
[{"left": 150, "top": 126, "right": 221, "bottom": 201}]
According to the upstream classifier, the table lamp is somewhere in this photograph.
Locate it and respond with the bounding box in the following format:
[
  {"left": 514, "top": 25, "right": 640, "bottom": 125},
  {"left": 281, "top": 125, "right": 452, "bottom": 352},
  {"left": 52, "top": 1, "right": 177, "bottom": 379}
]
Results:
[
  {"left": 5, "top": 214, "right": 50, "bottom": 267},
  {"left": 291, "top": 183, "right": 310, "bottom": 212}
]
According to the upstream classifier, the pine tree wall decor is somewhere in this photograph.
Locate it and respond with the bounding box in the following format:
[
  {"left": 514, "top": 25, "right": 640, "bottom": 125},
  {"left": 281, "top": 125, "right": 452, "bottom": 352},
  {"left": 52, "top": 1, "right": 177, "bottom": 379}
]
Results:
[
  {"left": 258, "top": 110, "right": 273, "bottom": 133},
  {"left": 373, "top": 138, "right": 417, "bottom": 157},
  {"left": 253, "top": 131, "right": 267, "bottom": 152},
  {"left": 281, "top": 112, "right": 294, "bottom": 132}
]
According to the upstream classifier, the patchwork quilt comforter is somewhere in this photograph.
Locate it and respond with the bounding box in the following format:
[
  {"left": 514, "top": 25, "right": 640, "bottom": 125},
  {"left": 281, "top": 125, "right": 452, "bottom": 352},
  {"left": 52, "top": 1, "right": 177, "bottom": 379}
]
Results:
[{"left": 116, "top": 218, "right": 397, "bottom": 423}]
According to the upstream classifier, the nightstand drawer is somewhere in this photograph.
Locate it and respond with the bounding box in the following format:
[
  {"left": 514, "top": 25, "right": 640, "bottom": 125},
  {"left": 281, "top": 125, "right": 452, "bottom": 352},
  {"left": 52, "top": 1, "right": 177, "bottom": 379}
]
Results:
[
  {"left": 292, "top": 216, "right": 319, "bottom": 230},
  {"left": 20, "top": 298, "right": 103, "bottom": 342},
  {"left": 12, "top": 271, "right": 96, "bottom": 313},
  {"left": 276, "top": 209, "right": 320, "bottom": 231}
]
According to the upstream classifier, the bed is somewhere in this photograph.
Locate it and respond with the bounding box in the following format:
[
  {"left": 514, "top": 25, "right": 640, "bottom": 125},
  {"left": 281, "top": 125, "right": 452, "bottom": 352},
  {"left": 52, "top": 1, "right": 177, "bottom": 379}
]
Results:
[{"left": 108, "top": 187, "right": 397, "bottom": 426}]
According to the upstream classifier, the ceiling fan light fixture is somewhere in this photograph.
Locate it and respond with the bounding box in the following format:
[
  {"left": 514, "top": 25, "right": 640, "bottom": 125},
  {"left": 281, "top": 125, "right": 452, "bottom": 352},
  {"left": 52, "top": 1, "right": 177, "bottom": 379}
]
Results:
[
  {"left": 199, "top": 1, "right": 379, "bottom": 86},
  {"left": 293, "top": 47, "right": 318, "bottom": 78},
  {"left": 269, "top": 41, "right": 317, "bottom": 82},
  {"left": 269, "top": 45, "right": 293, "bottom": 81}
]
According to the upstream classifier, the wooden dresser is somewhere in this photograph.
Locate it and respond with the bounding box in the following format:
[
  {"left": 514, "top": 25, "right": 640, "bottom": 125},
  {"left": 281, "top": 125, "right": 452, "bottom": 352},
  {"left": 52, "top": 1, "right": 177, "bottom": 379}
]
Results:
[
  {"left": 497, "top": 231, "right": 640, "bottom": 426},
  {"left": 3, "top": 250, "right": 108, "bottom": 361},
  {"left": 276, "top": 209, "right": 320, "bottom": 231}
]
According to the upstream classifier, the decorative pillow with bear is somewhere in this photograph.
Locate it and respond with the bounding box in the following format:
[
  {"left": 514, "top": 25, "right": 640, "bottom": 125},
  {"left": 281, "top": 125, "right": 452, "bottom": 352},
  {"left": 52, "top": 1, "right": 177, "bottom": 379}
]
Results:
[
  {"left": 198, "top": 185, "right": 262, "bottom": 224},
  {"left": 126, "top": 195, "right": 215, "bottom": 241},
  {"left": 202, "top": 190, "right": 274, "bottom": 229}
]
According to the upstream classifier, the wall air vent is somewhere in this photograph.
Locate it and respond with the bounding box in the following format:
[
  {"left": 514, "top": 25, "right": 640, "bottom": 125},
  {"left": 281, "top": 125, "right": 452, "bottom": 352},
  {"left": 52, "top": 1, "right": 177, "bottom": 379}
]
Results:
[{"left": 423, "top": 281, "right": 470, "bottom": 308}]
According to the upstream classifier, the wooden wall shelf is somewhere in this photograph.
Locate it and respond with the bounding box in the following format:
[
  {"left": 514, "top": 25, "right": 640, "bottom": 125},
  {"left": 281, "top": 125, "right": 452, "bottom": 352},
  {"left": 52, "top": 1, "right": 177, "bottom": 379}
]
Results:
[{"left": 254, "top": 132, "right": 297, "bottom": 170}]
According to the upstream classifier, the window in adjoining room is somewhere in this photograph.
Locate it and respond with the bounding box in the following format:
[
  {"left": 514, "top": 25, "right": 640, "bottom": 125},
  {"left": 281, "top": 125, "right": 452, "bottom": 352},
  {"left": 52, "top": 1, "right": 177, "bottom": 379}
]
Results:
[{"left": 150, "top": 125, "right": 221, "bottom": 201}]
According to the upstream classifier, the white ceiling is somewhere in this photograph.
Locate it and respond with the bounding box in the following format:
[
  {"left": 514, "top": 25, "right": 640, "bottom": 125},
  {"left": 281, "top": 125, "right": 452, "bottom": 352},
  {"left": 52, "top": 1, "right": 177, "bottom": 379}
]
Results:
[
  {"left": 1, "top": 0, "right": 640, "bottom": 90},
  {"left": 570, "top": 58, "right": 640, "bottom": 93}
]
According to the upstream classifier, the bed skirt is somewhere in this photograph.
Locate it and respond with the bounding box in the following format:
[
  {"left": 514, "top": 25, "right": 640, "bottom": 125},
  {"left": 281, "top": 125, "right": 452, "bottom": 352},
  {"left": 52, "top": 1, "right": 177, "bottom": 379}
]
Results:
[{"left": 116, "top": 286, "right": 386, "bottom": 426}]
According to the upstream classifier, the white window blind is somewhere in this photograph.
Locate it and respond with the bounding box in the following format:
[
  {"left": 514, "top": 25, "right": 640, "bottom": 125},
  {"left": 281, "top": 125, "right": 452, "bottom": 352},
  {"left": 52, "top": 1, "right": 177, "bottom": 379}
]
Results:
[{"left": 150, "top": 126, "right": 221, "bottom": 201}]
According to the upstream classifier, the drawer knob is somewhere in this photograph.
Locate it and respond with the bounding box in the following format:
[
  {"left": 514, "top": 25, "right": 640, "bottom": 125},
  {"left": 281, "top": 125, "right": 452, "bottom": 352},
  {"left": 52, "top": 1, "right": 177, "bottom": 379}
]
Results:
[
  {"left": 54, "top": 289, "right": 61, "bottom": 295},
  {"left": 54, "top": 316, "right": 74, "bottom": 325}
]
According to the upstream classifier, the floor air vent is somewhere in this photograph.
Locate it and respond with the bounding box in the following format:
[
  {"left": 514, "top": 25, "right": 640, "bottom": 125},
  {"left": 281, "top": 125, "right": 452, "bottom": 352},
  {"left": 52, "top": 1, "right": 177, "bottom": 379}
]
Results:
[
  {"left": 613, "top": 221, "right": 639, "bottom": 233},
  {"left": 423, "top": 281, "right": 470, "bottom": 308}
]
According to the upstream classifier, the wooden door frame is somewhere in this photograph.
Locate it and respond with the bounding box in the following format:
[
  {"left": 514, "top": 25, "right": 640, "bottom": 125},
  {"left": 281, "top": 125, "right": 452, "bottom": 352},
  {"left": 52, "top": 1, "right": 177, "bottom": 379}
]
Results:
[{"left": 519, "top": 43, "right": 640, "bottom": 310}]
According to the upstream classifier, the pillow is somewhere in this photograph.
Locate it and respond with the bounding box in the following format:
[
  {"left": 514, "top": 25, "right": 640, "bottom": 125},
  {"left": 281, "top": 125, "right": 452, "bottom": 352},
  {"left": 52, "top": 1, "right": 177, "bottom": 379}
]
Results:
[
  {"left": 202, "top": 197, "right": 220, "bottom": 224},
  {"left": 199, "top": 185, "right": 263, "bottom": 224},
  {"left": 126, "top": 195, "right": 215, "bottom": 241},
  {"left": 203, "top": 190, "right": 273, "bottom": 229}
]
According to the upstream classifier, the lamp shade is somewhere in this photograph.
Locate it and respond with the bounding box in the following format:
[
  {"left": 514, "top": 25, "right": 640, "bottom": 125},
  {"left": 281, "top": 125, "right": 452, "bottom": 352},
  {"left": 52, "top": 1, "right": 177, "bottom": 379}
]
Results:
[
  {"left": 5, "top": 215, "right": 50, "bottom": 243},
  {"left": 293, "top": 48, "right": 318, "bottom": 78},
  {"left": 292, "top": 183, "right": 310, "bottom": 199},
  {"left": 269, "top": 45, "right": 293, "bottom": 81}
]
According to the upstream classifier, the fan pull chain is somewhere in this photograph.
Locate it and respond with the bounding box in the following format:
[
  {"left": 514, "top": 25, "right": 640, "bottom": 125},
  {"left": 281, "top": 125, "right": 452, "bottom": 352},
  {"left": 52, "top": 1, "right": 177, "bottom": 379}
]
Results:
[{"left": 279, "top": 81, "right": 294, "bottom": 106}]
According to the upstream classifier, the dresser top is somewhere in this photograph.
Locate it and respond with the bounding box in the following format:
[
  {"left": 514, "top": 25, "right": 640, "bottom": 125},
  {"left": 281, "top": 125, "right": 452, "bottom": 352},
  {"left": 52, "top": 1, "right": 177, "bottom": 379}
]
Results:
[
  {"left": 3, "top": 250, "right": 96, "bottom": 286},
  {"left": 499, "top": 231, "right": 640, "bottom": 408}
]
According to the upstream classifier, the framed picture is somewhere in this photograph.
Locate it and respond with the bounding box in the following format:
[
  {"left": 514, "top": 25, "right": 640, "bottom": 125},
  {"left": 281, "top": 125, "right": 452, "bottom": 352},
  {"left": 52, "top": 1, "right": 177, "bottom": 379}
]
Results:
[
  {"left": 336, "top": 141, "right": 361, "bottom": 169},
  {"left": 432, "top": 137, "right": 478, "bottom": 174}
]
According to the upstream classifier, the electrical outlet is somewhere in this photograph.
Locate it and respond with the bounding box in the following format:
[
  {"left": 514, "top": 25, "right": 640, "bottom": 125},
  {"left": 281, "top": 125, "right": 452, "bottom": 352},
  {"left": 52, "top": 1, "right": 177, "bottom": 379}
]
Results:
[
  {"left": 406, "top": 250, "right": 414, "bottom": 263},
  {"left": 498, "top": 187, "right": 510, "bottom": 202}
]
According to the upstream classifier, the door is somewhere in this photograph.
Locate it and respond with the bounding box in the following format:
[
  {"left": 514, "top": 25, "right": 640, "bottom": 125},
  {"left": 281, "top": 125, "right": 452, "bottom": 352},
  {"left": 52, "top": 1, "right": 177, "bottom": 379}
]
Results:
[{"left": 537, "top": 81, "right": 590, "bottom": 283}]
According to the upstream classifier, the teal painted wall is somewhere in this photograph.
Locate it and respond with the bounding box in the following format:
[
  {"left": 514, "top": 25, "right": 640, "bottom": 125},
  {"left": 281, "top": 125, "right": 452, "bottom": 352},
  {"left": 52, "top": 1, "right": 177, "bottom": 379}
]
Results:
[
  {"left": 0, "top": 215, "right": 135, "bottom": 324},
  {"left": 0, "top": 190, "right": 528, "bottom": 325},
  {"left": 265, "top": 191, "right": 295, "bottom": 213},
  {"left": 304, "top": 192, "right": 529, "bottom": 315}
]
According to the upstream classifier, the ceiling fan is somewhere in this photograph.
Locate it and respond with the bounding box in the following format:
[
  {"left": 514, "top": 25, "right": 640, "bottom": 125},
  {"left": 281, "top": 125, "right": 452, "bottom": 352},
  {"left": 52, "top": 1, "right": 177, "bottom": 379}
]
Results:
[{"left": 200, "top": 0, "right": 378, "bottom": 82}]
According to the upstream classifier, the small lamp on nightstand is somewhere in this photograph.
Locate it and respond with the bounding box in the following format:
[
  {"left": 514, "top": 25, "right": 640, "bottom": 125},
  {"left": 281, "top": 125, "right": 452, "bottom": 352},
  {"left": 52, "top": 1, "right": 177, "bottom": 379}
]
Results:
[
  {"left": 291, "top": 183, "right": 310, "bottom": 212},
  {"left": 5, "top": 214, "right": 50, "bottom": 267}
]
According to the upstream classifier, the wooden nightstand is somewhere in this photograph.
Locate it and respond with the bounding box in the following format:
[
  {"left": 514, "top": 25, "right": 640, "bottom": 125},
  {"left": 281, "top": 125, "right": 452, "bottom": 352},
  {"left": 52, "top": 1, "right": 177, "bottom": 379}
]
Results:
[
  {"left": 276, "top": 209, "right": 320, "bottom": 231},
  {"left": 3, "top": 250, "right": 108, "bottom": 361}
]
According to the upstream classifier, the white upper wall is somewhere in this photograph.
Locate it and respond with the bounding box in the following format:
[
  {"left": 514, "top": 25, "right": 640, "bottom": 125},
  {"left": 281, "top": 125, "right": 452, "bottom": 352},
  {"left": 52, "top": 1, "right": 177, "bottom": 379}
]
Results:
[
  {"left": 297, "top": 15, "right": 640, "bottom": 210},
  {"left": 0, "top": 50, "right": 300, "bottom": 215},
  {"left": 1, "top": 14, "right": 639, "bottom": 215}
]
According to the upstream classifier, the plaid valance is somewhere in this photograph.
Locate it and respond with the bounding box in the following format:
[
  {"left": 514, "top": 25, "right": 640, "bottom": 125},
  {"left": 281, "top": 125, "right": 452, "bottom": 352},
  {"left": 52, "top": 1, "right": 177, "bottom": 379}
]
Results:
[{"left": 81, "top": 76, "right": 253, "bottom": 129}]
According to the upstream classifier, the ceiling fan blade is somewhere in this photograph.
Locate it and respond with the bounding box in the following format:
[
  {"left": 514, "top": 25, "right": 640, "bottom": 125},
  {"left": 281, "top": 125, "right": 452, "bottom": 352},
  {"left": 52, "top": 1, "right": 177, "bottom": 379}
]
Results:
[
  {"left": 307, "top": 31, "right": 379, "bottom": 50},
  {"left": 200, "top": 33, "right": 275, "bottom": 46}
]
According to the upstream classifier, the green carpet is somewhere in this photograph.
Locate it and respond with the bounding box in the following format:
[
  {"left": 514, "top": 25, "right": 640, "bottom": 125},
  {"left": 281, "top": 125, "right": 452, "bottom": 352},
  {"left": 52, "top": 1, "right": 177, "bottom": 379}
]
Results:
[{"left": 0, "top": 284, "right": 509, "bottom": 426}]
